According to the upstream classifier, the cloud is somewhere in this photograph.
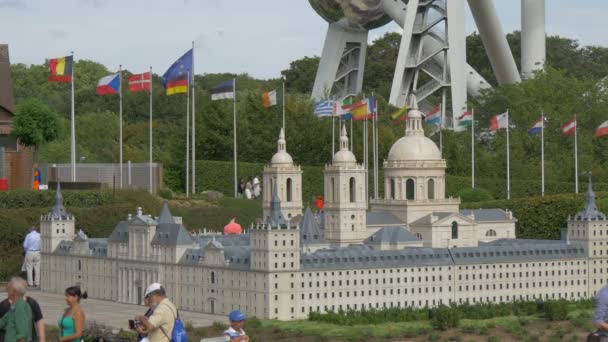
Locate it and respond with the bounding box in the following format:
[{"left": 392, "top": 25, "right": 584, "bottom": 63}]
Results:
[{"left": 0, "top": 0, "right": 28, "bottom": 9}]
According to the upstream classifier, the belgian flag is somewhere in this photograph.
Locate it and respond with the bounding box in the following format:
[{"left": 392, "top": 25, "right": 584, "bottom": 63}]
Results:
[{"left": 49, "top": 55, "right": 73, "bottom": 82}]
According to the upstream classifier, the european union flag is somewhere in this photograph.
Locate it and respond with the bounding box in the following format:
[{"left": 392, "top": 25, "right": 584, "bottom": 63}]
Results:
[{"left": 162, "top": 49, "right": 193, "bottom": 95}]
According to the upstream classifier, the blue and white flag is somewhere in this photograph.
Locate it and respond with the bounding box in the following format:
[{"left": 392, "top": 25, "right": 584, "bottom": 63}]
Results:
[
  {"left": 211, "top": 80, "right": 235, "bottom": 100},
  {"left": 313, "top": 99, "right": 335, "bottom": 117}
]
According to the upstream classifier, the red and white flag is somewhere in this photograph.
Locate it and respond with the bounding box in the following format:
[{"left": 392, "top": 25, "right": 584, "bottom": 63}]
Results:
[
  {"left": 490, "top": 112, "right": 508, "bottom": 132},
  {"left": 128, "top": 72, "right": 151, "bottom": 92},
  {"left": 561, "top": 117, "right": 577, "bottom": 137},
  {"left": 596, "top": 120, "right": 608, "bottom": 138}
]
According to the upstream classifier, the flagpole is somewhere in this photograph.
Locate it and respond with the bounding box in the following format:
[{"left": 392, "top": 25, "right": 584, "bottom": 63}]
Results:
[
  {"left": 149, "top": 66, "right": 153, "bottom": 193},
  {"left": 282, "top": 80, "right": 286, "bottom": 130},
  {"left": 350, "top": 119, "right": 354, "bottom": 151},
  {"left": 186, "top": 71, "right": 190, "bottom": 198},
  {"left": 506, "top": 109, "right": 511, "bottom": 200},
  {"left": 364, "top": 118, "right": 368, "bottom": 205},
  {"left": 471, "top": 108, "right": 475, "bottom": 189},
  {"left": 574, "top": 114, "right": 579, "bottom": 194},
  {"left": 119, "top": 64, "right": 123, "bottom": 189},
  {"left": 541, "top": 112, "right": 545, "bottom": 196},
  {"left": 70, "top": 51, "right": 76, "bottom": 182},
  {"left": 439, "top": 103, "right": 443, "bottom": 155},
  {"left": 192, "top": 41, "right": 196, "bottom": 195},
  {"left": 233, "top": 78, "right": 238, "bottom": 198},
  {"left": 373, "top": 102, "right": 378, "bottom": 199},
  {"left": 332, "top": 117, "right": 335, "bottom": 156}
]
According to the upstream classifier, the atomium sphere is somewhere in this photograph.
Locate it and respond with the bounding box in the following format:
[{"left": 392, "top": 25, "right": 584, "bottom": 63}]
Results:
[{"left": 309, "top": 0, "right": 391, "bottom": 30}]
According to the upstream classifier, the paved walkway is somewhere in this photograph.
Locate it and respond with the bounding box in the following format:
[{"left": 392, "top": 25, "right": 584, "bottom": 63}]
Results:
[{"left": 0, "top": 290, "right": 227, "bottom": 329}]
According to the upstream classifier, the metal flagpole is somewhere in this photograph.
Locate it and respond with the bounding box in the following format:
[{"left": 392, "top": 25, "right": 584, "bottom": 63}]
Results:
[
  {"left": 574, "top": 114, "right": 579, "bottom": 194},
  {"left": 282, "top": 80, "right": 286, "bottom": 130},
  {"left": 332, "top": 117, "right": 335, "bottom": 156},
  {"left": 471, "top": 108, "right": 475, "bottom": 189},
  {"left": 70, "top": 51, "right": 76, "bottom": 182},
  {"left": 186, "top": 72, "right": 190, "bottom": 198},
  {"left": 148, "top": 66, "right": 153, "bottom": 193},
  {"left": 350, "top": 119, "right": 354, "bottom": 151},
  {"left": 233, "top": 78, "right": 237, "bottom": 198},
  {"left": 373, "top": 102, "right": 378, "bottom": 199},
  {"left": 192, "top": 41, "right": 196, "bottom": 194},
  {"left": 541, "top": 112, "right": 545, "bottom": 196},
  {"left": 364, "top": 118, "right": 368, "bottom": 203},
  {"left": 439, "top": 103, "right": 443, "bottom": 154},
  {"left": 506, "top": 110, "right": 511, "bottom": 200},
  {"left": 119, "top": 65, "right": 123, "bottom": 189}
]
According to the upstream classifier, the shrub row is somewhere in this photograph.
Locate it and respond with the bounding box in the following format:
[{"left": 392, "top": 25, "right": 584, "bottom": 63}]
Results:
[{"left": 308, "top": 298, "right": 593, "bottom": 326}]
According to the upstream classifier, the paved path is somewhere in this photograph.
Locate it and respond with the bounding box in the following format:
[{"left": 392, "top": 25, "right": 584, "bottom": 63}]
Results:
[{"left": 0, "top": 290, "right": 227, "bottom": 329}]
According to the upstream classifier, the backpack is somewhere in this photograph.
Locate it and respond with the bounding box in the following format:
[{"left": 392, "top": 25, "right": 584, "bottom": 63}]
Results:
[{"left": 159, "top": 302, "right": 187, "bottom": 342}]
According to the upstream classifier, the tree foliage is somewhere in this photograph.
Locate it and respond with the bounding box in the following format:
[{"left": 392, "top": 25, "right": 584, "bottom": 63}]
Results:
[{"left": 11, "top": 98, "right": 62, "bottom": 149}]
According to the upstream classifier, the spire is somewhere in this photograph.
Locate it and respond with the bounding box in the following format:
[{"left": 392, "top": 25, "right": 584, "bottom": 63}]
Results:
[
  {"left": 277, "top": 127, "right": 286, "bottom": 153},
  {"left": 158, "top": 201, "right": 175, "bottom": 224},
  {"left": 50, "top": 181, "right": 68, "bottom": 219},
  {"left": 340, "top": 124, "right": 349, "bottom": 150},
  {"left": 265, "top": 183, "right": 287, "bottom": 227},
  {"left": 405, "top": 94, "right": 425, "bottom": 137},
  {"left": 575, "top": 174, "right": 606, "bottom": 220}
]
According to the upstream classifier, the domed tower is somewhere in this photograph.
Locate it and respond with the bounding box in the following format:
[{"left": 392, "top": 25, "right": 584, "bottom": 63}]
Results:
[
  {"left": 262, "top": 128, "right": 303, "bottom": 220},
  {"left": 323, "top": 124, "right": 367, "bottom": 246},
  {"left": 370, "top": 95, "right": 460, "bottom": 223}
]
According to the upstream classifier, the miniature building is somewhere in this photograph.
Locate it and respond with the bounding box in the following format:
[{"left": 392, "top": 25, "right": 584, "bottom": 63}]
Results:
[{"left": 41, "top": 96, "right": 599, "bottom": 320}]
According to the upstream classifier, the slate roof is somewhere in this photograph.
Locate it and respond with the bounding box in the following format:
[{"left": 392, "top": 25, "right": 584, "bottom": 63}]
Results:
[
  {"left": 107, "top": 221, "right": 129, "bottom": 242},
  {"left": 573, "top": 178, "right": 606, "bottom": 220},
  {"left": 49, "top": 182, "right": 71, "bottom": 220},
  {"left": 366, "top": 212, "right": 403, "bottom": 226},
  {"left": 151, "top": 223, "right": 195, "bottom": 246},
  {"left": 300, "top": 207, "right": 324, "bottom": 244},
  {"left": 158, "top": 202, "right": 175, "bottom": 224},
  {"left": 459, "top": 209, "right": 514, "bottom": 222},
  {"left": 365, "top": 226, "right": 421, "bottom": 244},
  {"left": 450, "top": 241, "right": 586, "bottom": 265},
  {"left": 89, "top": 238, "right": 108, "bottom": 257},
  {"left": 409, "top": 212, "right": 457, "bottom": 226}
]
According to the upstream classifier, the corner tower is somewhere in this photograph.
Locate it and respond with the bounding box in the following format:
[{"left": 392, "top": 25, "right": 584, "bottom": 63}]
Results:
[
  {"left": 40, "top": 182, "right": 75, "bottom": 253},
  {"left": 262, "top": 128, "right": 303, "bottom": 220},
  {"left": 323, "top": 124, "right": 367, "bottom": 246}
]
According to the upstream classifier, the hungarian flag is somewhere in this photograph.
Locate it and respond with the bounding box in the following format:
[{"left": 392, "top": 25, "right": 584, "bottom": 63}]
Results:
[
  {"left": 458, "top": 111, "right": 473, "bottom": 127},
  {"left": 561, "top": 117, "right": 576, "bottom": 137},
  {"left": 596, "top": 120, "right": 608, "bottom": 138},
  {"left": 128, "top": 72, "right": 151, "bottom": 92},
  {"left": 262, "top": 90, "right": 277, "bottom": 108},
  {"left": 96, "top": 74, "right": 120, "bottom": 95},
  {"left": 162, "top": 49, "right": 193, "bottom": 95},
  {"left": 49, "top": 55, "right": 73, "bottom": 82},
  {"left": 490, "top": 112, "right": 509, "bottom": 132}
]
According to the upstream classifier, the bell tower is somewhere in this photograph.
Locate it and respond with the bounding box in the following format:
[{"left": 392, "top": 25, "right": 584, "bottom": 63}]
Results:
[{"left": 40, "top": 182, "right": 75, "bottom": 253}]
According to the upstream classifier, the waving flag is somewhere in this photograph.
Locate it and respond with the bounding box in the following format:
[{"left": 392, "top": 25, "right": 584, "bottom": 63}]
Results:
[
  {"left": 211, "top": 80, "right": 235, "bottom": 100},
  {"left": 262, "top": 90, "right": 277, "bottom": 108},
  {"left": 490, "top": 112, "right": 509, "bottom": 132},
  {"left": 528, "top": 116, "right": 544, "bottom": 135},
  {"left": 96, "top": 74, "right": 120, "bottom": 95},
  {"left": 425, "top": 108, "right": 441, "bottom": 125},
  {"left": 561, "top": 117, "right": 577, "bottom": 137},
  {"left": 596, "top": 121, "right": 608, "bottom": 138},
  {"left": 391, "top": 105, "right": 408, "bottom": 120},
  {"left": 458, "top": 111, "right": 473, "bottom": 127},
  {"left": 49, "top": 55, "right": 73, "bottom": 82},
  {"left": 313, "top": 99, "right": 334, "bottom": 117},
  {"left": 162, "top": 49, "right": 193, "bottom": 95},
  {"left": 128, "top": 72, "right": 151, "bottom": 92}
]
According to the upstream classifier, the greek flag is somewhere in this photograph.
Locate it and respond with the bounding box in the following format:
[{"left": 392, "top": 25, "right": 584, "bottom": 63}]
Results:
[{"left": 313, "top": 99, "right": 335, "bottom": 117}]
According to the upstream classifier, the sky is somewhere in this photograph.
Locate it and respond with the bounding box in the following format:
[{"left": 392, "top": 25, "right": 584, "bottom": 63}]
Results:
[{"left": 1, "top": 0, "right": 607, "bottom": 79}]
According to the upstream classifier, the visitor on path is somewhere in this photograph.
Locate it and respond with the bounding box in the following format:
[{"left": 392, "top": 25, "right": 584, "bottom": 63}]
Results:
[
  {"left": 0, "top": 277, "right": 45, "bottom": 342},
  {"left": 244, "top": 181, "right": 253, "bottom": 200},
  {"left": 22, "top": 227, "right": 41, "bottom": 287},
  {"left": 252, "top": 176, "right": 260, "bottom": 199},
  {"left": 132, "top": 295, "right": 154, "bottom": 342},
  {"left": 237, "top": 179, "right": 245, "bottom": 198},
  {"left": 591, "top": 284, "right": 608, "bottom": 341},
  {"left": 57, "top": 286, "right": 87, "bottom": 342},
  {"left": 0, "top": 277, "right": 33, "bottom": 342},
  {"left": 135, "top": 283, "right": 177, "bottom": 342},
  {"left": 223, "top": 310, "right": 248, "bottom": 342}
]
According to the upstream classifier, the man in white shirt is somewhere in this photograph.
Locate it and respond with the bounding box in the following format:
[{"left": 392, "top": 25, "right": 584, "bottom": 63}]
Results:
[
  {"left": 22, "top": 227, "right": 41, "bottom": 287},
  {"left": 223, "top": 310, "right": 248, "bottom": 342}
]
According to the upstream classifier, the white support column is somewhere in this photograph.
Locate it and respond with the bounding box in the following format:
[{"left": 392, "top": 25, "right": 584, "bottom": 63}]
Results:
[
  {"left": 446, "top": 0, "right": 468, "bottom": 129},
  {"left": 521, "top": 0, "right": 546, "bottom": 79}
]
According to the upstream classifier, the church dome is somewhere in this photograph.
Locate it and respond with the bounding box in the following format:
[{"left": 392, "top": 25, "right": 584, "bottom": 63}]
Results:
[
  {"left": 332, "top": 124, "right": 356, "bottom": 165},
  {"left": 270, "top": 128, "right": 294, "bottom": 165},
  {"left": 387, "top": 95, "right": 441, "bottom": 162}
]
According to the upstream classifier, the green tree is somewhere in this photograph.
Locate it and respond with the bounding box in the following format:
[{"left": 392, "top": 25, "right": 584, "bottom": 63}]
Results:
[
  {"left": 11, "top": 98, "right": 63, "bottom": 161},
  {"left": 281, "top": 56, "right": 319, "bottom": 94}
]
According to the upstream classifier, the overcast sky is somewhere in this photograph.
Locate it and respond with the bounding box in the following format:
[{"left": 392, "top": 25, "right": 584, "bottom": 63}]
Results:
[{"left": 1, "top": 0, "right": 606, "bottom": 79}]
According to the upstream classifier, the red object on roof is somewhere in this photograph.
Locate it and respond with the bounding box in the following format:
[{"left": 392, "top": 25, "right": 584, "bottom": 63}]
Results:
[
  {"left": 224, "top": 218, "right": 242, "bottom": 235},
  {"left": 315, "top": 196, "right": 324, "bottom": 210}
]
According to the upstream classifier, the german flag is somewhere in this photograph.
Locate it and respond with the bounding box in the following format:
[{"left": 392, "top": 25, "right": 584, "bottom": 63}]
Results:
[{"left": 49, "top": 55, "right": 73, "bottom": 82}]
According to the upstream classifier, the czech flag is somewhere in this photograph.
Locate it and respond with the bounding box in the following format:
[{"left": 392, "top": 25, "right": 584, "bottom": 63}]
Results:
[
  {"left": 96, "top": 74, "right": 120, "bottom": 95},
  {"left": 596, "top": 120, "right": 608, "bottom": 138},
  {"left": 527, "top": 116, "right": 544, "bottom": 135},
  {"left": 49, "top": 55, "right": 73, "bottom": 82},
  {"left": 561, "top": 117, "right": 576, "bottom": 137},
  {"left": 162, "top": 49, "right": 193, "bottom": 95}
]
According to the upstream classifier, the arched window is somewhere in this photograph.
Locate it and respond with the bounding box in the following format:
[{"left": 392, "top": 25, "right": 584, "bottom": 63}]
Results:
[
  {"left": 349, "top": 177, "right": 356, "bottom": 202},
  {"left": 486, "top": 229, "right": 497, "bottom": 237},
  {"left": 390, "top": 178, "right": 396, "bottom": 200},
  {"left": 211, "top": 271, "right": 215, "bottom": 284},
  {"left": 427, "top": 179, "right": 435, "bottom": 200},
  {"left": 406, "top": 179, "right": 415, "bottom": 200},
  {"left": 330, "top": 178, "right": 335, "bottom": 202},
  {"left": 451, "top": 221, "right": 459, "bottom": 239},
  {"left": 286, "top": 178, "right": 293, "bottom": 202}
]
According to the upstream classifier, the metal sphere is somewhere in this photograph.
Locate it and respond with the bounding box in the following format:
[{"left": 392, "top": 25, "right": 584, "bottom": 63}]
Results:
[{"left": 309, "top": 0, "right": 391, "bottom": 30}]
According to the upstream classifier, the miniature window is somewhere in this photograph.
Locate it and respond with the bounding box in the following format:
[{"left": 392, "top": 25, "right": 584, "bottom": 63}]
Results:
[
  {"left": 427, "top": 179, "right": 435, "bottom": 200},
  {"left": 349, "top": 177, "right": 356, "bottom": 202},
  {"left": 451, "top": 221, "right": 459, "bottom": 239},
  {"left": 406, "top": 179, "right": 415, "bottom": 200},
  {"left": 286, "top": 178, "right": 293, "bottom": 202}
]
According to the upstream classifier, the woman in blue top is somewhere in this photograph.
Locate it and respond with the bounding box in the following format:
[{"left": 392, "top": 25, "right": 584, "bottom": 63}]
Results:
[{"left": 57, "top": 286, "right": 87, "bottom": 342}]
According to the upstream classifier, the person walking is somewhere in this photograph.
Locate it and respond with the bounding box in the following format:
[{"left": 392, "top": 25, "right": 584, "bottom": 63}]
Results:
[
  {"left": 252, "top": 176, "right": 260, "bottom": 199},
  {"left": 223, "top": 310, "right": 248, "bottom": 342},
  {"left": 22, "top": 227, "right": 41, "bottom": 288},
  {"left": 0, "top": 278, "right": 45, "bottom": 342},
  {"left": 0, "top": 277, "right": 33, "bottom": 342},
  {"left": 57, "top": 286, "right": 87, "bottom": 342},
  {"left": 135, "top": 283, "right": 176, "bottom": 342}
]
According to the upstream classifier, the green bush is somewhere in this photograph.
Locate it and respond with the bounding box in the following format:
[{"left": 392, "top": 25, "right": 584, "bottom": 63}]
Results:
[
  {"left": 247, "top": 316, "right": 262, "bottom": 329},
  {"left": 158, "top": 187, "right": 174, "bottom": 200},
  {"left": 544, "top": 299, "right": 569, "bottom": 321},
  {"left": 458, "top": 187, "right": 493, "bottom": 202},
  {"left": 431, "top": 305, "right": 460, "bottom": 331}
]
